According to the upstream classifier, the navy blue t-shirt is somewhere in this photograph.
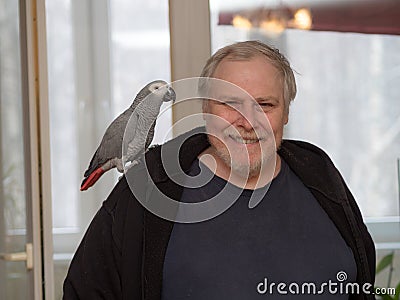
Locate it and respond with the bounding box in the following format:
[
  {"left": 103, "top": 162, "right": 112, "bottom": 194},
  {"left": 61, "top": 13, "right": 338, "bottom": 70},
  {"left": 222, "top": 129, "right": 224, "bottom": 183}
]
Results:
[{"left": 162, "top": 158, "right": 357, "bottom": 299}]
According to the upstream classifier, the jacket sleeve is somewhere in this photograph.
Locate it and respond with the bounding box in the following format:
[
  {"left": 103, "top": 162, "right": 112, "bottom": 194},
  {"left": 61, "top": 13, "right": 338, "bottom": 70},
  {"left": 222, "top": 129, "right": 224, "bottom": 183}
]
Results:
[
  {"left": 62, "top": 207, "right": 123, "bottom": 300},
  {"left": 342, "top": 178, "right": 376, "bottom": 285},
  {"left": 62, "top": 182, "right": 131, "bottom": 300}
]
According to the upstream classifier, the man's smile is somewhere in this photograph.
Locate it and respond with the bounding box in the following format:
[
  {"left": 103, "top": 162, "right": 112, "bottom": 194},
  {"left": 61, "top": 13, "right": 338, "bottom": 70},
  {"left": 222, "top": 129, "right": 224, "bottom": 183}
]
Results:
[{"left": 227, "top": 134, "right": 264, "bottom": 145}]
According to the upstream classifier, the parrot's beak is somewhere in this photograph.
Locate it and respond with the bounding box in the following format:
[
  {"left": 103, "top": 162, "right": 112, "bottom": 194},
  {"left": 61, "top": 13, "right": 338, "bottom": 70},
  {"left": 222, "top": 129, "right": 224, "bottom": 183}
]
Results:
[{"left": 164, "top": 84, "right": 176, "bottom": 103}]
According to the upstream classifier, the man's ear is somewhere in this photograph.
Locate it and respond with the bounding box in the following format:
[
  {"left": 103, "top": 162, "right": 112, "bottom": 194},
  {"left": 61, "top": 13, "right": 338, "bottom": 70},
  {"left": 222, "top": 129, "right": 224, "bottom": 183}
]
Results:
[{"left": 284, "top": 110, "right": 289, "bottom": 125}]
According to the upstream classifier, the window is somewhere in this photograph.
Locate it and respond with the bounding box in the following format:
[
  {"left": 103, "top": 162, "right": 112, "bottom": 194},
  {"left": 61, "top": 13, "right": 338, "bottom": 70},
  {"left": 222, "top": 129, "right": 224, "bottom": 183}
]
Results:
[{"left": 46, "top": 0, "right": 171, "bottom": 298}]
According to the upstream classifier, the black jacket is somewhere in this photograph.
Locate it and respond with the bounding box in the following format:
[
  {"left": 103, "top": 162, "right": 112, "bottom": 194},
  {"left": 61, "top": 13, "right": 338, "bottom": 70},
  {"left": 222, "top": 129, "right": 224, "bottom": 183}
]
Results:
[{"left": 63, "top": 128, "right": 376, "bottom": 300}]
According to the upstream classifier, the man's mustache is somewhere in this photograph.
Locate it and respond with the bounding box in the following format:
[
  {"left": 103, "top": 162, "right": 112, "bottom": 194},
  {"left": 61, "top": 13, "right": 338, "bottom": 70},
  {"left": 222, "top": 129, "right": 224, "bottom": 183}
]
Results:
[{"left": 222, "top": 127, "right": 269, "bottom": 140}]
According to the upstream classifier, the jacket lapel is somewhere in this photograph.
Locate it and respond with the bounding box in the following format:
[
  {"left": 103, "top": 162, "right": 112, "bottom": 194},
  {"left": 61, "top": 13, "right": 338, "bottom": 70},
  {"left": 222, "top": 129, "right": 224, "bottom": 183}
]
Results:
[{"left": 142, "top": 128, "right": 210, "bottom": 300}]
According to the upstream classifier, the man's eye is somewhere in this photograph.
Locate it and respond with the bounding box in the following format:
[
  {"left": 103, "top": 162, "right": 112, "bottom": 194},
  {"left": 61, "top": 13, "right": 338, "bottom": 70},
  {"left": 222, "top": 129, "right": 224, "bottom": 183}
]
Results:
[
  {"left": 257, "top": 103, "right": 274, "bottom": 111},
  {"left": 259, "top": 102, "right": 273, "bottom": 107}
]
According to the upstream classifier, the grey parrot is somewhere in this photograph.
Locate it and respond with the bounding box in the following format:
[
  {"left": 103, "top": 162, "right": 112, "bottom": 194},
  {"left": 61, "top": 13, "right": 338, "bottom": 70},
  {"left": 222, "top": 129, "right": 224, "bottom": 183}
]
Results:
[{"left": 80, "top": 80, "right": 175, "bottom": 191}]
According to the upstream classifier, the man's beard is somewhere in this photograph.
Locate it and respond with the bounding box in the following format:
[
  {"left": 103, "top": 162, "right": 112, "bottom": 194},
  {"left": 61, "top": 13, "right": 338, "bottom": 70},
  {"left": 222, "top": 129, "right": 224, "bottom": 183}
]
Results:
[{"left": 208, "top": 126, "right": 276, "bottom": 179}]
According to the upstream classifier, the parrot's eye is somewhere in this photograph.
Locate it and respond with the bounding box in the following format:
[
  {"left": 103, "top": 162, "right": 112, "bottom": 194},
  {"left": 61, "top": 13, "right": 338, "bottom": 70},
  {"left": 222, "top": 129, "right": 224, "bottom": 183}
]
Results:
[{"left": 150, "top": 83, "right": 164, "bottom": 92}]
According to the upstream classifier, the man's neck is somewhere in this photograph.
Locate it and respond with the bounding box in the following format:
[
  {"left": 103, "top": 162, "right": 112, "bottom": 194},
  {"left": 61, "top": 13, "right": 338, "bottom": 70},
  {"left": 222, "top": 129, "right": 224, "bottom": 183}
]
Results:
[{"left": 198, "top": 147, "right": 282, "bottom": 190}]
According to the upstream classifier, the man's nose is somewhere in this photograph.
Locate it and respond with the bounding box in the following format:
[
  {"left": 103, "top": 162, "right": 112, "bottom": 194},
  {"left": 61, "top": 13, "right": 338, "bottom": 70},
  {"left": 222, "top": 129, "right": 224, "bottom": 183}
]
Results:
[{"left": 235, "top": 104, "right": 261, "bottom": 130}]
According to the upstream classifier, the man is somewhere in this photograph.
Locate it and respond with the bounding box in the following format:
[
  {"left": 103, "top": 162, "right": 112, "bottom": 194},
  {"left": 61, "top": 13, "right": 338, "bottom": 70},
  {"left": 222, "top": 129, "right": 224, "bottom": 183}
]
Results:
[{"left": 63, "top": 41, "right": 375, "bottom": 299}]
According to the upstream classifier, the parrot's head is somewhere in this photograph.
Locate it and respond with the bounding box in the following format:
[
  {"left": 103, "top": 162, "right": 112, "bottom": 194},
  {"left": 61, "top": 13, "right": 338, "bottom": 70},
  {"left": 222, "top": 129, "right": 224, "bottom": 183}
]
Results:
[{"left": 147, "top": 80, "right": 176, "bottom": 103}]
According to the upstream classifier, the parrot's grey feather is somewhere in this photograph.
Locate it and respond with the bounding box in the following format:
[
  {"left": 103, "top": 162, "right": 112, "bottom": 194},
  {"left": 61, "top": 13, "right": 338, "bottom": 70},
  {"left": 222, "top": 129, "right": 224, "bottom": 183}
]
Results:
[
  {"left": 146, "top": 122, "right": 156, "bottom": 149},
  {"left": 121, "top": 112, "right": 139, "bottom": 163},
  {"left": 83, "top": 106, "right": 134, "bottom": 177}
]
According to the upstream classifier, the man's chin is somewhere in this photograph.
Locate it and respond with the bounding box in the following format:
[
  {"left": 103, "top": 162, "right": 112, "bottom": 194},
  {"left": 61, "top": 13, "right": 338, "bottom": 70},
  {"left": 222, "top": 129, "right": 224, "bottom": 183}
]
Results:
[
  {"left": 218, "top": 153, "right": 263, "bottom": 177},
  {"left": 230, "top": 163, "right": 261, "bottom": 179}
]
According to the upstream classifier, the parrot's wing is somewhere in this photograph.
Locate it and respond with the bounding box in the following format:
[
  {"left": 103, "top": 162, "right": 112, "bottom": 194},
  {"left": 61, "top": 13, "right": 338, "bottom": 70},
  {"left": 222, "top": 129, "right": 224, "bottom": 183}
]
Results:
[
  {"left": 145, "top": 122, "right": 156, "bottom": 149},
  {"left": 83, "top": 108, "right": 133, "bottom": 177},
  {"left": 123, "top": 112, "right": 139, "bottom": 161}
]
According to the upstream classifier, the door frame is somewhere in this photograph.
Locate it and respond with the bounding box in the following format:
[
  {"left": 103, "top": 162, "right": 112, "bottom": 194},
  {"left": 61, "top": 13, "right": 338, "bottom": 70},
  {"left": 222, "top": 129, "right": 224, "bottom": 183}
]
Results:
[{"left": 19, "top": 0, "right": 53, "bottom": 298}]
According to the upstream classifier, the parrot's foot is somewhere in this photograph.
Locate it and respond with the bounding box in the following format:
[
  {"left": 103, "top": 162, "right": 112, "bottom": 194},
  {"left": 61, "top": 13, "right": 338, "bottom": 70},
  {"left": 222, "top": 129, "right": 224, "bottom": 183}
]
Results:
[
  {"left": 125, "top": 159, "right": 139, "bottom": 172},
  {"left": 116, "top": 158, "right": 124, "bottom": 173}
]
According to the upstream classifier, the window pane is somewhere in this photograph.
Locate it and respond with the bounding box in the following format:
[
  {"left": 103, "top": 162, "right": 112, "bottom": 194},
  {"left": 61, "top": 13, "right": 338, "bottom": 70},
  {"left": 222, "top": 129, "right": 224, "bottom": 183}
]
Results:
[
  {"left": 110, "top": 0, "right": 172, "bottom": 144},
  {"left": 284, "top": 30, "right": 400, "bottom": 219},
  {"left": 0, "top": 0, "right": 29, "bottom": 298},
  {"left": 46, "top": 0, "right": 78, "bottom": 229}
]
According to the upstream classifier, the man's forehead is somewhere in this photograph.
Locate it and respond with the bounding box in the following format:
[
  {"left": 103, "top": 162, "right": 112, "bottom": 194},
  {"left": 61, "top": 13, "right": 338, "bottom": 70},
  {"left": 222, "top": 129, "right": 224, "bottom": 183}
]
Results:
[
  {"left": 206, "top": 80, "right": 250, "bottom": 97},
  {"left": 206, "top": 82, "right": 280, "bottom": 103},
  {"left": 209, "top": 90, "right": 252, "bottom": 102}
]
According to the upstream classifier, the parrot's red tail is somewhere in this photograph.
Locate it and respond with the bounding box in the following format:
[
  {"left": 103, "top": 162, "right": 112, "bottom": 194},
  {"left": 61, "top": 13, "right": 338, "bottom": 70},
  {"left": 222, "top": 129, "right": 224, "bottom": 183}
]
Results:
[{"left": 80, "top": 167, "right": 105, "bottom": 191}]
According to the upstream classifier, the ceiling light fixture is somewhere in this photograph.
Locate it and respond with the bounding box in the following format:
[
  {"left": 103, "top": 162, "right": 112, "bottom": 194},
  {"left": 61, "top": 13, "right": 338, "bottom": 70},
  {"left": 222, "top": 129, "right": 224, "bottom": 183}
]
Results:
[{"left": 231, "top": 7, "right": 312, "bottom": 35}]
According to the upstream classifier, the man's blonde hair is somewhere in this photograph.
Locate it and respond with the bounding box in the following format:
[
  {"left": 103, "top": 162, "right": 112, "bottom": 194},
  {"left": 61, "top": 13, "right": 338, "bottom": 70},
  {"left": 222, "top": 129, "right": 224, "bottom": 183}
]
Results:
[{"left": 200, "top": 40, "right": 297, "bottom": 112}]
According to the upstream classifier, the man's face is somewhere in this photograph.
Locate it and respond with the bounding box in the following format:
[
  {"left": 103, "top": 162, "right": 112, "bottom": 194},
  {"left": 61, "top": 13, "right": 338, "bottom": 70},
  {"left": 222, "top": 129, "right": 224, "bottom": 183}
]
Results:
[{"left": 203, "top": 55, "right": 288, "bottom": 178}]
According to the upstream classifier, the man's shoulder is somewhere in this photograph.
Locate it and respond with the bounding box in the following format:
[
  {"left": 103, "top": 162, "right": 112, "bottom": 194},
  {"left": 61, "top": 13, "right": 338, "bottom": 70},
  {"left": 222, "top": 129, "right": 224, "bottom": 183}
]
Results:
[
  {"left": 102, "top": 176, "right": 136, "bottom": 217},
  {"left": 279, "top": 139, "right": 345, "bottom": 201},
  {"left": 143, "top": 127, "right": 210, "bottom": 181},
  {"left": 103, "top": 127, "right": 210, "bottom": 212},
  {"left": 281, "top": 139, "right": 330, "bottom": 155},
  {"left": 145, "top": 127, "right": 209, "bottom": 159},
  {"left": 279, "top": 139, "right": 334, "bottom": 166}
]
